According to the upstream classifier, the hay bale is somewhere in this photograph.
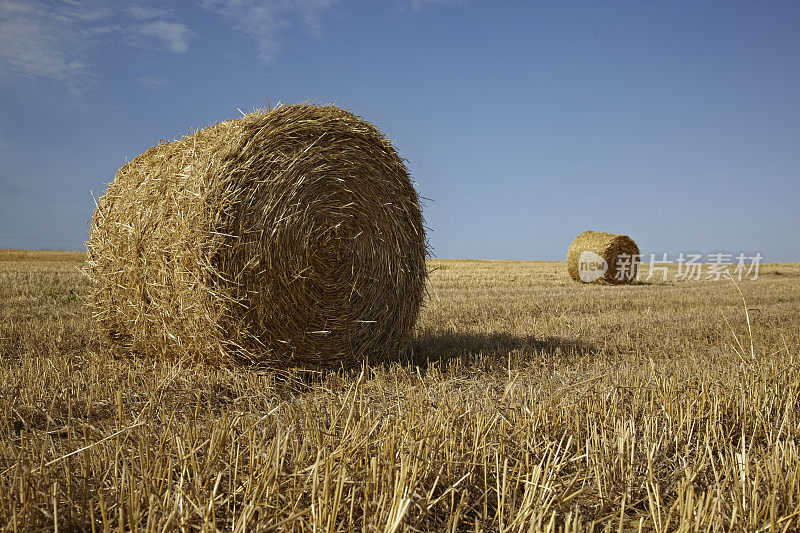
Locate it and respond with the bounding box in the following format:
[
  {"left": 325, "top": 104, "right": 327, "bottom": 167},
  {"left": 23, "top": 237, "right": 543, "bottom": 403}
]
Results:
[
  {"left": 87, "top": 104, "right": 428, "bottom": 368},
  {"left": 566, "top": 231, "right": 640, "bottom": 284}
]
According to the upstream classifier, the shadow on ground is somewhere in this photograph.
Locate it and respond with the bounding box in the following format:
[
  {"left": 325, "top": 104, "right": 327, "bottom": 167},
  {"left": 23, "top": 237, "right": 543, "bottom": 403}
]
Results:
[
  {"left": 264, "top": 331, "right": 598, "bottom": 394},
  {"left": 405, "top": 330, "right": 597, "bottom": 371}
]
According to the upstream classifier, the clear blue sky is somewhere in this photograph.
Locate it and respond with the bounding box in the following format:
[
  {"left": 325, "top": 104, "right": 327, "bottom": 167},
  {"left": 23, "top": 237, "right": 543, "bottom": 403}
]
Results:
[{"left": 1, "top": 1, "right": 798, "bottom": 261}]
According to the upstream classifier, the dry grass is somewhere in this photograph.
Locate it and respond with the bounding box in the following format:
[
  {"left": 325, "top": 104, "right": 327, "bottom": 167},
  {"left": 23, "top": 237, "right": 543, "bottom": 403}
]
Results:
[
  {"left": 1, "top": 250, "right": 800, "bottom": 531},
  {"left": 86, "top": 104, "right": 427, "bottom": 368}
]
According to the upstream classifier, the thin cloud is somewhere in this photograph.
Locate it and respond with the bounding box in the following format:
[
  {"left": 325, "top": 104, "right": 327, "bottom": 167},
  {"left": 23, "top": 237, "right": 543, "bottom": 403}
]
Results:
[
  {"left": 407, "top": 0, "right": 464, "bottom": 12},
  {"left": 201, "top": 0, "right": 339, "bottom": 64},
  {"left": 0, "top": 0, "right": 192, "bottom": 94},
  {"left": 127, "top": 4, "right": 172, "bottom": 20},
  {"left": 0, "top": 0, "right": 465, "bottom": 93},
  {"left": 135, "top": 75, "right": 169, "bottom": 91},
  {"left": 138, "top": 20, "right": 192, "bottom": 53},
  {"left": 0, "top": 0, "right": 101, "bottom": 94}
]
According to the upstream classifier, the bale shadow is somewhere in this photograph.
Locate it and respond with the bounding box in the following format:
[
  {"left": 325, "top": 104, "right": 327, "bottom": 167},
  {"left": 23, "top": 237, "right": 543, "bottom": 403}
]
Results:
[
  {"left": 261, "top": 331, "right": 597, "bottom": 395},
  {"left": 405, "top": 330, "right": 597, "bottom": 372}
]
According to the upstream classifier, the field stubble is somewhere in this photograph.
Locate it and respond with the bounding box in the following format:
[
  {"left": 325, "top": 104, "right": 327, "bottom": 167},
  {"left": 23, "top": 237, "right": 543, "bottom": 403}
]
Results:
[{"left": 1, "top": 250, "right": 799, "bottom": 531}]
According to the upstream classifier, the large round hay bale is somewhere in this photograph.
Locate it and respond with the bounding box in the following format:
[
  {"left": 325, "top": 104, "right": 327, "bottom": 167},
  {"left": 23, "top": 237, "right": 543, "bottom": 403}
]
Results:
[
  {"left": 566, "top": 231, "right": 640, "bottom": 285},
  {"left": 87, "top": 104, "right": 428, "bottom": 368}
]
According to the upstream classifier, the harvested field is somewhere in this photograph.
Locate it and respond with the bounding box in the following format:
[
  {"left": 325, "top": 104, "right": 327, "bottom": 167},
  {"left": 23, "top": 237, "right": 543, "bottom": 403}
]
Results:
[{"left": 1, "top": 250, "right": 799, "bottom": 531}]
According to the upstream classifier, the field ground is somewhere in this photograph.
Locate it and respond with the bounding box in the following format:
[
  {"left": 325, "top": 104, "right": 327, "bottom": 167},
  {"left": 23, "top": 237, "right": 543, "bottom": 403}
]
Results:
[{"left": 1, "top": 249, "right": 799, "bottom": 531}]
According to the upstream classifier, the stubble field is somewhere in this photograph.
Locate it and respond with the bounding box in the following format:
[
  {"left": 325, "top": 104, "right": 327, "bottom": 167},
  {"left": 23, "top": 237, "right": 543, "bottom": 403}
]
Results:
[{"left": 1, "top": 249, "right": 799, "bottom": 531}]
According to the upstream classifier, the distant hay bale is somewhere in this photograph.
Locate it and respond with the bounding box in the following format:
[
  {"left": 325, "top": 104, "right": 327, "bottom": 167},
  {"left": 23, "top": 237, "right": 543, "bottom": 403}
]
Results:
[
  {"left": 566, "top": 231, "right": 640, "bottom": 285},
  {"left": 87, "top": 104, "right": 428, "bottom": 368}
]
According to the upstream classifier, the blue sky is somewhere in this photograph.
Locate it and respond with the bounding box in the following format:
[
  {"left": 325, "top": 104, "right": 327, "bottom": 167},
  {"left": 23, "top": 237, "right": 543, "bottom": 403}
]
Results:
[{"left": 1, "top": 1, "right": 798, "bottom": 261}]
